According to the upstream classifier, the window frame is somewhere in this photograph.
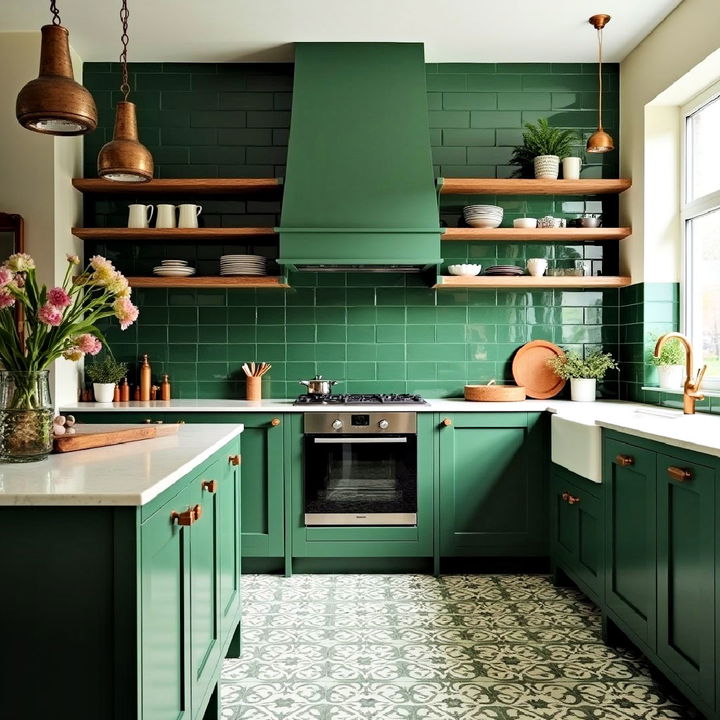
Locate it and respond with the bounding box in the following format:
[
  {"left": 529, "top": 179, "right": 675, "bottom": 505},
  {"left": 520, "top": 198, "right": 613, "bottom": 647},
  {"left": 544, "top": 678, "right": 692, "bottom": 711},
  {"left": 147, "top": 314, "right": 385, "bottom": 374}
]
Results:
[{"left": 680, "top": 80, "right": 720, "bottom": 390}]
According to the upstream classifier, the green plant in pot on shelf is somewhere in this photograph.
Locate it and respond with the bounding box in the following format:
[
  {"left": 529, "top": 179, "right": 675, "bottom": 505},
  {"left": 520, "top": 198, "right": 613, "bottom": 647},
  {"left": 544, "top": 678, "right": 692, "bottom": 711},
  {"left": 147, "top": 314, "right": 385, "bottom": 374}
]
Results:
[
  {"left": 547, "top": 349, "right": 619, "bottom": 402},
  {"left": 86, "top": 355, "right": 128, "bottom": 404},
  {"left": 648, "top": 335, "right": 685, "bottom": 390},
  {"left": 510, "top": 118, "right": 579, "bottom": 180}
]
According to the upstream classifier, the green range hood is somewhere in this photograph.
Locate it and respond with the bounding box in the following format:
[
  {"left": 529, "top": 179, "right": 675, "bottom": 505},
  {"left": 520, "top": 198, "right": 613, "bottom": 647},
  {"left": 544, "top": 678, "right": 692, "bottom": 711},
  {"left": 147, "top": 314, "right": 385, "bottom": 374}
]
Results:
[{"left": 277, "top": 43, "right": 442, "bottom": 273}]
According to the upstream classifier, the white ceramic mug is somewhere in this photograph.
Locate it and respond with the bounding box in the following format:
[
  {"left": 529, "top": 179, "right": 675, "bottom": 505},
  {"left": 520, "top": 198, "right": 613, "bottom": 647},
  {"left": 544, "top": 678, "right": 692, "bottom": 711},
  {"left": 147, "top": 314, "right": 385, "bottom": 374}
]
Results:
[
  {"left": 562, "top": 157, "right": 582, "bottom": 180},
  {"left": 526, "top": 258, "right": 548, "bottom": 277},
  {"left": 178, "top": 204, "right": 202, "bottom": 228},
  {"left": 156, "top": 204, "right": 177, "bottom": 228},
  {"left": 128, "top": 204, "right": 154, "bottom": 228}
]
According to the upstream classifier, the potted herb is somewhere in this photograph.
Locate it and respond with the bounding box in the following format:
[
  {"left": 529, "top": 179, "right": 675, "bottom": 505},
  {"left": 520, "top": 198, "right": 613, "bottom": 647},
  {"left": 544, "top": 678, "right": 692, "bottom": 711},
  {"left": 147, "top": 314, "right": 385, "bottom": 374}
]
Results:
[
  {"left": 86, "top": 355, "right": 128, "bottom": 403},
  {"left": 547, "top": 349, "right": 619, "bottom": 402},
  {"left": 511, "top": 118, "right": 579, "bottom": 180},
  {"left": 648, "top": 335, "right": 685, "bottom": 389}
]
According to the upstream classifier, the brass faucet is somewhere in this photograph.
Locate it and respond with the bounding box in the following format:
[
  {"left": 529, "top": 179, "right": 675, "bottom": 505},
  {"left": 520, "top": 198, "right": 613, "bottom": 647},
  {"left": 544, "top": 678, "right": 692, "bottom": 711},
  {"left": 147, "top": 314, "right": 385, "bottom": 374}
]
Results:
[{"left": 653, "top": 332, "right": 707, "bottom": 414}]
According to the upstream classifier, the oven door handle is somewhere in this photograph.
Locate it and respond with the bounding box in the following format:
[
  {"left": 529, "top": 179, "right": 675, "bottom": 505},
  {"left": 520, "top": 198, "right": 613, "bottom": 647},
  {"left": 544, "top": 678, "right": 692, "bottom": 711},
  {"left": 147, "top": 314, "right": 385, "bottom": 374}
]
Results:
[{"left": 312, "top": 437, "right": 409, "bottom": 444}]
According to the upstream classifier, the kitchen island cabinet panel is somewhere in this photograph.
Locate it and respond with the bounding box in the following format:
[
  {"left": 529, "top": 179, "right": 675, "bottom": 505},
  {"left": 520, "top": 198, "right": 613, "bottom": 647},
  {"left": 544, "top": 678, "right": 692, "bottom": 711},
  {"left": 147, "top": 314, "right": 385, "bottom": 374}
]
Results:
[{"left": 438, "top": 412, "right": 548, "bottom": 558}]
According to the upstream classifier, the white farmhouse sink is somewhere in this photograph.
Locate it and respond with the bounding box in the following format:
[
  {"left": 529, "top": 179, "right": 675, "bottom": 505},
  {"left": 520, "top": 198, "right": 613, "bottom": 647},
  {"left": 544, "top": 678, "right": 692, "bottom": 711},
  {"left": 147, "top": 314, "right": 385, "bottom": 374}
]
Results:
[{"left": 551, "top": 414, "right": 602, "bottom": 483}]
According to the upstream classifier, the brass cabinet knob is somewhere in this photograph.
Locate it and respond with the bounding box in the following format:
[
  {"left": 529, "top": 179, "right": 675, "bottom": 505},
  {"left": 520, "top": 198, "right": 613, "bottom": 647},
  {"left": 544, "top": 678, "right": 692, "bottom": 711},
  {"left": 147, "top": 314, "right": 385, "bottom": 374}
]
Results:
[
  {"left": 193, "top": 504, "right": 202, "bottom": 521},
  {"left": 202, "top": 479, "right": 218, "bottom": 493},
  {"left": 171, "top": 508, "right": 195, "bottom": 526},
  {"left": 442, "top": 418, "right": 452, "bottom": 427},
  {"left": 667, "top": 466, "right": 692, "bottom": 483},
  {"left": 229, "top": 454, "right": 241, "bottom": 466},
  {"left": 614, "top": 454, "right": 634, "bottom": 467},
  {"left": 561, "top": 491, "right": 569, "bottom": 503},
  {"left": 271, "top": 418, "right": 281, "bottom": 427}
]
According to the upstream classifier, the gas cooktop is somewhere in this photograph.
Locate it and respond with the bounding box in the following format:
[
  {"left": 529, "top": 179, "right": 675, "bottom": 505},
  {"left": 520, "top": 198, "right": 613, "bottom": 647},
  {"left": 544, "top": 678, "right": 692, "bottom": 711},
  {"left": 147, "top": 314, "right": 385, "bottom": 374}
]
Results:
[{"left": 294, "top": 393, "right": 428, "bottom": 406}]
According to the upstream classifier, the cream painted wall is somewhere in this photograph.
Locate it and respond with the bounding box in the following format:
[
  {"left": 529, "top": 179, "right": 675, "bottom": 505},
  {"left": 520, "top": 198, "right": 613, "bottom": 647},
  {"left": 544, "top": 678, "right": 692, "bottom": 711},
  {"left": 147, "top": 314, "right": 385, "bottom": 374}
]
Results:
[
  {"left": 0, "top": 32, "right": 84, "bottom": 405},
  {"left": 620, "top": 0, "right": 720, "bottom": 283}
]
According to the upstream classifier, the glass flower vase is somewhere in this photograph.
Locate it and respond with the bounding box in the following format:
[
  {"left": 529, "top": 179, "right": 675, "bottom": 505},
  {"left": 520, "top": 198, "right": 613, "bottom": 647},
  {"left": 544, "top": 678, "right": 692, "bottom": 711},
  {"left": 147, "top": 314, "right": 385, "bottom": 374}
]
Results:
[{"left": 0, "top": 370, "right": 53, "bottom": 462}]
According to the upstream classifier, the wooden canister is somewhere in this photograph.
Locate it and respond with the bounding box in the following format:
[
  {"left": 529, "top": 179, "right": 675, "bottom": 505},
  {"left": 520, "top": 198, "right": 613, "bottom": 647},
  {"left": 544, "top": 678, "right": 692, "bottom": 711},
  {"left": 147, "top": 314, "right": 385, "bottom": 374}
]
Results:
[{"left": 246, "top": 376, "right": 261, "bottom": 401}]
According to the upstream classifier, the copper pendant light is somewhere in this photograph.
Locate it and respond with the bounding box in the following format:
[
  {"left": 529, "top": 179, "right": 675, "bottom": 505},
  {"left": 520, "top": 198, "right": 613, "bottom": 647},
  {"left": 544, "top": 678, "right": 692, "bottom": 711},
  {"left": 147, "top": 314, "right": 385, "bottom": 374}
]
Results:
[
  {"left": 97, "top": 0, "right": 153, "bottom": 182},
  {"left": 16, "top": 1, "right": 97, "bottom": 135},
  {"left": 587, "top": 13, "right": 614, "bottom": 153}
]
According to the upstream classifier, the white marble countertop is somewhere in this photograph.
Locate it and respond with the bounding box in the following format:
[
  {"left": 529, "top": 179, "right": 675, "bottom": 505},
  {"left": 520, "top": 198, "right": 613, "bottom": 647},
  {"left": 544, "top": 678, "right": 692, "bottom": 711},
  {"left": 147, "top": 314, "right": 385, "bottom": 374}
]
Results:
[{"left": 0, "top": 423, "right": 243, "bottom": 507}]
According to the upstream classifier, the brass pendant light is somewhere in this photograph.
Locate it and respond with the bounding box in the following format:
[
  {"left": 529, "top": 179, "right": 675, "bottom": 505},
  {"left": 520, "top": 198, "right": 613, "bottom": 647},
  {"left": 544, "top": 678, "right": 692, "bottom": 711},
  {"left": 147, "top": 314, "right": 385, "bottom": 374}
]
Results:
[
  {"left": 16, "top": 0, "right": 97, "bottom": 135},
  {"left": 587, "top": 13, "right": 614, "bottom": 153},
  {"left": 97, "top": 0, "right": 153, "bottom": 182}
]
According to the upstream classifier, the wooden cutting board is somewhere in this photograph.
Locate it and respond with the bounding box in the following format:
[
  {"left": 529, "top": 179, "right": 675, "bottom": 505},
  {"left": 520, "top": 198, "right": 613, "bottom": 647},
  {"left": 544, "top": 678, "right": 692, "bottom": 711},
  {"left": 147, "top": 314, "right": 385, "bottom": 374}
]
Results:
[{"left": 53, "top": 423, "right": 180, "bottom": 453}]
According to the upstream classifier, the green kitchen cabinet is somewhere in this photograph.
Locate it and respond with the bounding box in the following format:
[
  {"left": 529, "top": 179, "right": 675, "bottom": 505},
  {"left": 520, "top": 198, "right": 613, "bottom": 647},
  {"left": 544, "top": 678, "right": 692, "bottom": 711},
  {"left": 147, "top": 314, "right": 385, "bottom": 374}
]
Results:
[
  {"left": 438, "top": 412, "right": 548, "bottom": 558},
  {"left": 656, "top": 451, "right": 715, "bottom": 709},
  {"left": 603, "top": 437, "right": 657, "bottom": 648},
  {"left": 549, "top": 464, "right": 603, "bottom": 605}
]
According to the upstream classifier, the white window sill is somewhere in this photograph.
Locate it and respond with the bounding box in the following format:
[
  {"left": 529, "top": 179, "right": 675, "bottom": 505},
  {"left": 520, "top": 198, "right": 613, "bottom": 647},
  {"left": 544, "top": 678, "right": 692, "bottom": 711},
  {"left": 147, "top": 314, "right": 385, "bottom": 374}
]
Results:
[{"left": 642, "top": 386, "right": 720, "bottom": 398}]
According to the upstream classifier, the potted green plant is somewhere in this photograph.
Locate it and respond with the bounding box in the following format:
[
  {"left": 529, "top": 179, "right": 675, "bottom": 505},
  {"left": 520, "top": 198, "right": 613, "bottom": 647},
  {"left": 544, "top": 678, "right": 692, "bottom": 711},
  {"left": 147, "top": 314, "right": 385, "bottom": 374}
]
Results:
[
  {"left": 547, "top": 349, "right": 619, "bottom": 402},
  {"left": 85, "top": 355, "right": 128, "bottom": 403},
  {"left": 511, "top": 118, "right": 579, "bottom": 180},
  {"left": 648, "top": 335, "right": 685, "bottom": 389}
]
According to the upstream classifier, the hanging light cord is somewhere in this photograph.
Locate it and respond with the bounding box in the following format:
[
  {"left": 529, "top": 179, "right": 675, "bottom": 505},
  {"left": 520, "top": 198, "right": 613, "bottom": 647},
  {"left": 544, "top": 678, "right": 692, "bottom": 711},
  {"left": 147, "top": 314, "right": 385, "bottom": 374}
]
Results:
[
  {"left": 49, "top": 0, "right": 61, "bottom": 25},
  {"left": 596, "top": 27, "right": 604, "bottom": 129},
  {"left": 119, "top": 0, "right": 131, "bottom": 101}
]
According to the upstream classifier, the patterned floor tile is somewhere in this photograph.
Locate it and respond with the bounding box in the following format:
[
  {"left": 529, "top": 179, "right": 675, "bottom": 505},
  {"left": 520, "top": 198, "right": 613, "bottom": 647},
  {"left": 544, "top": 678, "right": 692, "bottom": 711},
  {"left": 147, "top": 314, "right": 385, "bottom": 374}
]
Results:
[{"left": 221, "top": 574, "right": 700, "bottom": 719}]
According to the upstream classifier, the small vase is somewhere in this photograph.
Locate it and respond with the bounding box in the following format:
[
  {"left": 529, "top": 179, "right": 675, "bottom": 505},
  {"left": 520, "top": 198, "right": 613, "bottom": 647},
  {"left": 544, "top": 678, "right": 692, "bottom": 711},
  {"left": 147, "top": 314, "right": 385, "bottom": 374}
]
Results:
[
  {"left": 0, "top": 370, "right": 53, "bottom": 462},
  {"left": 570, "top": 378, "right": 597, "bottom": 402},
  {"left": 534, "top": 155, "right": 560, "bottom": 179},
  {"left": 657, "top": 365, "right": 684, "bottom": 390},
  {"left": 93, "top": 383, "right": 117, "bottom": 403},
  {"left": 562, "top": 156, "right": 581, "bottom": 179}
]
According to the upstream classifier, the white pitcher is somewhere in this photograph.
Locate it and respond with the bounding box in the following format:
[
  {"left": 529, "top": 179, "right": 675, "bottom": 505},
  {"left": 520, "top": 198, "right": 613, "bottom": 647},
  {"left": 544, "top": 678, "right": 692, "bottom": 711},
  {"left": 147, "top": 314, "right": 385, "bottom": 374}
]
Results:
[
  {"left": 156, "top": 204, "right": 177, "bottom": 229},
  {"left": 178, "top": 204, "right": 202, "bottom": 228},
  {"left": 128, "top": 204, "right": 154, "bottom": 228}
]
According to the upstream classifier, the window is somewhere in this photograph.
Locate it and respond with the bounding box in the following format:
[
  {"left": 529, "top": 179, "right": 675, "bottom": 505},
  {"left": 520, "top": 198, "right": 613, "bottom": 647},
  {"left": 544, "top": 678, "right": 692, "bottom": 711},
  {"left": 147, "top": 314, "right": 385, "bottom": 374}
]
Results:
[{"left": 682, "top": 86, "right": 720, "bottom": 387}]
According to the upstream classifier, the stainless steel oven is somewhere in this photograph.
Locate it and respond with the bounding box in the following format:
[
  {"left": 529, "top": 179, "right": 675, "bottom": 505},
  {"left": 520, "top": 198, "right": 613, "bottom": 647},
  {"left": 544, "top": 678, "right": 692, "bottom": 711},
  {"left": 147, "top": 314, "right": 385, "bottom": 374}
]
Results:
[{"left": 303, "top": 412, "right": 417, "bottom": 526}]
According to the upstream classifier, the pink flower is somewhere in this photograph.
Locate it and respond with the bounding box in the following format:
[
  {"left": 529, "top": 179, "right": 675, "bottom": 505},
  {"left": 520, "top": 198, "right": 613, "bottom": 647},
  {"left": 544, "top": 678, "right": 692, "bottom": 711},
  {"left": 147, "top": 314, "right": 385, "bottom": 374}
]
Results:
[
  {"left": 0, "top": 289, "right": 15, "bottom": 308},
  {"left": 38, "top": 303, "right": 63, "bottom": 326},
  {"left": 47, "top": 286, "right": 72, "bottom": 308},
  {"left": 75, "top": 333, "right": 102, "bottom": 355},
  {"left": 62, "top": 347, "right": 84, "bottom": 362},
  {"left": 66, "top": 254, "right": 80, "bottom": 265},
  {"left": 113, "top": 296, "right": 139, "bottom": 330},
  {"left": 0, "top": 267, "right": 14, "bottom": 288}
]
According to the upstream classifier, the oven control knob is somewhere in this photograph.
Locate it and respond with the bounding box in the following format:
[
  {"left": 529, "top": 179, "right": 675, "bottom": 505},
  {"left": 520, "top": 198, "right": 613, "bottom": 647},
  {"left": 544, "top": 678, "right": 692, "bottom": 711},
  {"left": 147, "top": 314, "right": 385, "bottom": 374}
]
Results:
[
  {"left": 332, "top": 419, "right": 343, "bottom": 430},
  {"left": 378, "top": 419, "right": 389, "bottom": 430}
]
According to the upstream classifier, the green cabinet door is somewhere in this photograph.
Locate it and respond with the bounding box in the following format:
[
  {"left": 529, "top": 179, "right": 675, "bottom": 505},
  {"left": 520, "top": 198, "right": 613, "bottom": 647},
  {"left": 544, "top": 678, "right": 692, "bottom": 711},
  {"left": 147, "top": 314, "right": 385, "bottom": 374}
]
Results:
[
  {"left": 656, "top": 452, "right": 715, "bottom": 707},
  {"left": 439, "top": 413, "right": 547, "bottom": 557},
  {"left": 604, "top": 438, "right": 657, "bottom": 648},
  {"left": 188, "top": 460, "right": 222, "bottom": 719},
  {"left": 141, "top": 484, "right": 192, "bottom": 720},
  {"left": 550, "top": 469, "right": 578, "bottom": 566},
  {"left": 239, "top": 414, "right": 285, "bottom": 558},
  {"left": 217, "top": 447, "right": 241, "bottom": 644}
]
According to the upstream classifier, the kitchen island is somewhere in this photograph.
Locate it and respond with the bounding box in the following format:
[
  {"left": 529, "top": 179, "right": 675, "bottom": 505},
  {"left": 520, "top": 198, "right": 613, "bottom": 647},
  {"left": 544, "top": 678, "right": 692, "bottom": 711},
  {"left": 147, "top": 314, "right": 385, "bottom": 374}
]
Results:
[{"left": 0, "top": 423, "right": 243, "bottom": 720}]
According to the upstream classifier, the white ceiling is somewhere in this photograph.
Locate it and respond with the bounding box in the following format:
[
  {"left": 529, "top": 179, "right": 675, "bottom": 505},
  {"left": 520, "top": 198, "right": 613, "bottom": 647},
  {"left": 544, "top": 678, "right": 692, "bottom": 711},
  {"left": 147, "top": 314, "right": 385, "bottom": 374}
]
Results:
[{"left": 3, "top": 0, "right": 683, "bottom": 63}]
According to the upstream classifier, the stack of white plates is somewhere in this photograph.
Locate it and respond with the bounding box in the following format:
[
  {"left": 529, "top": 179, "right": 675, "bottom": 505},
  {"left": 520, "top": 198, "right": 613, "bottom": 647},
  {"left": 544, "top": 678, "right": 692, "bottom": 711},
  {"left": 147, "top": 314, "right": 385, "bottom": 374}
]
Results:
[
  {"left": 463, "top": 204, "right": 503, "bottom": 229},
  {"left": 153, "top": 259, "right": 196, "bottom": 277},
  {"left": 484, "top": 264, "right": 524, "bottom": 276},
  {"left": 220, "top": 254, "right": 267, "bottom": 276}
]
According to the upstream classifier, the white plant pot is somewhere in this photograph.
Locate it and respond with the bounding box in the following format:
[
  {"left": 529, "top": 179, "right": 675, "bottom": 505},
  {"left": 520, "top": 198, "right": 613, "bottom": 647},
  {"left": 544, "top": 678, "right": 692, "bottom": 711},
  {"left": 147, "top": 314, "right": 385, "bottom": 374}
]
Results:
[
  {"left": 534, "top": 155, "right": 560, "bottom": 179},
  {"left": 562, "top": 156, "right": 582, "bottom": 180},
  {"left": 93, "top": 382, "right": 116, "bottom": 403},
  {"left": 570, "top": 378, "right": 597, "bottom": 402},
  {"left": 657, "top": 365, "right": 685, "bottom": 390}
]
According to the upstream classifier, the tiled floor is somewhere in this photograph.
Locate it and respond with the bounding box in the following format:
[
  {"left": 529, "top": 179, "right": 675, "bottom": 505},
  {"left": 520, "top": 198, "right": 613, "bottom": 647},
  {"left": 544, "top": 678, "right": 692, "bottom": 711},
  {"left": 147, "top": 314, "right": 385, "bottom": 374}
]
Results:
[{"left": 221, "top": 574, "right": 698, "bottom": 719}]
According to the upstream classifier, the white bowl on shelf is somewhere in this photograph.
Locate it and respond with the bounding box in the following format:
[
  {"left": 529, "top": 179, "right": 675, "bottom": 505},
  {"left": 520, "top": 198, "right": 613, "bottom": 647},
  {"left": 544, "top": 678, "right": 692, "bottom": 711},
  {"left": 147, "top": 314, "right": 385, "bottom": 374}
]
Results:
[
  {"left": 447, "top": 264, "right": 482, "bottom": 276},
  {"left": 465, "top": 217, "right": 502, "bottom": 228},
  {"left": 513, "top": 218, "right": 538, "bottom": 229}
]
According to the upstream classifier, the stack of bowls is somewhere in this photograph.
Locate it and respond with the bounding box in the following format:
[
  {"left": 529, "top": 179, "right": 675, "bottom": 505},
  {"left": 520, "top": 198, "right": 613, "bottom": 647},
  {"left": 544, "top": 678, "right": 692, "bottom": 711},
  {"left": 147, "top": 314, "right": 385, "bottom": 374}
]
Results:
[{"left": 463, "top": 205, "right": 503, "bottom": 228}]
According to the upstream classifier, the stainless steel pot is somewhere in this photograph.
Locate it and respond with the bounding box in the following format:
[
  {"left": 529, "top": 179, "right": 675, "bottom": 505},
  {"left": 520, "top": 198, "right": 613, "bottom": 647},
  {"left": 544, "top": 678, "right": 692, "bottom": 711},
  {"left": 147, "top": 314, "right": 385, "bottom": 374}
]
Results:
[{"left": 299, "top": 375, "right": 342, "bottom": 395}]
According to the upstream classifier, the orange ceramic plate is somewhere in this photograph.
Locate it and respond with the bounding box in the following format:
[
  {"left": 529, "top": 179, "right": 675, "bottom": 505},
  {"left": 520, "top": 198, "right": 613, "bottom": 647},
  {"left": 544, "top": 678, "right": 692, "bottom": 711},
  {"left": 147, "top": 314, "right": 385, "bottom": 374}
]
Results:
[{"left": 511, "top": 340, "right": 566, "bottom": 399}]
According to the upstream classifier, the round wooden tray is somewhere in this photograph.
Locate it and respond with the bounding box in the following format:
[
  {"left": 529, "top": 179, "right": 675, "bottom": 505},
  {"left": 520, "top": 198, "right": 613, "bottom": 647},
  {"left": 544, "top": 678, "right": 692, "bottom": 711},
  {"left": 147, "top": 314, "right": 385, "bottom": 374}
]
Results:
[
  {"left": 511, "top": 340, "right": 566, "bottom": 399},
  {"left": 464, "top": 384, "right": 527, "bottom": 402}
]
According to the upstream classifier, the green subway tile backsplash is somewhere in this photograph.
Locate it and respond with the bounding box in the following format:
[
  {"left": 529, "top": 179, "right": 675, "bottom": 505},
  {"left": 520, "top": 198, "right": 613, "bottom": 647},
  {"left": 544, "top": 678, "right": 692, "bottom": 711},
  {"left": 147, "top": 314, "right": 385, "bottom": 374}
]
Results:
[{"left": 85, "top": 60, "right": 621, "bottom": 399}]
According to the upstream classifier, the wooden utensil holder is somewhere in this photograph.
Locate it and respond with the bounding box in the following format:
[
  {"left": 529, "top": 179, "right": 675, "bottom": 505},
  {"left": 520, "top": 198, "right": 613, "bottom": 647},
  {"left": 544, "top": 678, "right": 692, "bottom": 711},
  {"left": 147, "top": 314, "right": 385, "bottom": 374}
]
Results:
[{"left": 246, "top": 376, "right": 262, "bottom": 401}]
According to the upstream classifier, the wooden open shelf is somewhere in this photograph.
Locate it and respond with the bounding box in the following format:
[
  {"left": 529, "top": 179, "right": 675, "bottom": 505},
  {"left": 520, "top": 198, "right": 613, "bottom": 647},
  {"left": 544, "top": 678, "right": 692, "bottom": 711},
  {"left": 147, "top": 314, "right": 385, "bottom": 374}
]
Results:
[
  {"left": 438, "top": 178, "right": 632, "bottom": 195},
  {"left": 125, "top": 276, "right": 289, "bottom": 288},
  {"left": 72, "top": 178, "right": 282, "bottom": 195},
  {"left": 72, "top": 227, "right": 277, "bottom": 242},
  {"left": 434, "top": 275, "right": 631, "bottom": 289},
  {"left": 442, "top": 227, "right": 631, "bottom": 241}
]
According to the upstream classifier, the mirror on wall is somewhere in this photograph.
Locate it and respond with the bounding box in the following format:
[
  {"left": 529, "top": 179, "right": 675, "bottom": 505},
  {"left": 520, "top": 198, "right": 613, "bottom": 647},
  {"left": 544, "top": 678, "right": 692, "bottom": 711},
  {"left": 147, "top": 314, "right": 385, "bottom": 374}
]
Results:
[{"left": 0, "top": 213, "right": 26, "bottom": 339}]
